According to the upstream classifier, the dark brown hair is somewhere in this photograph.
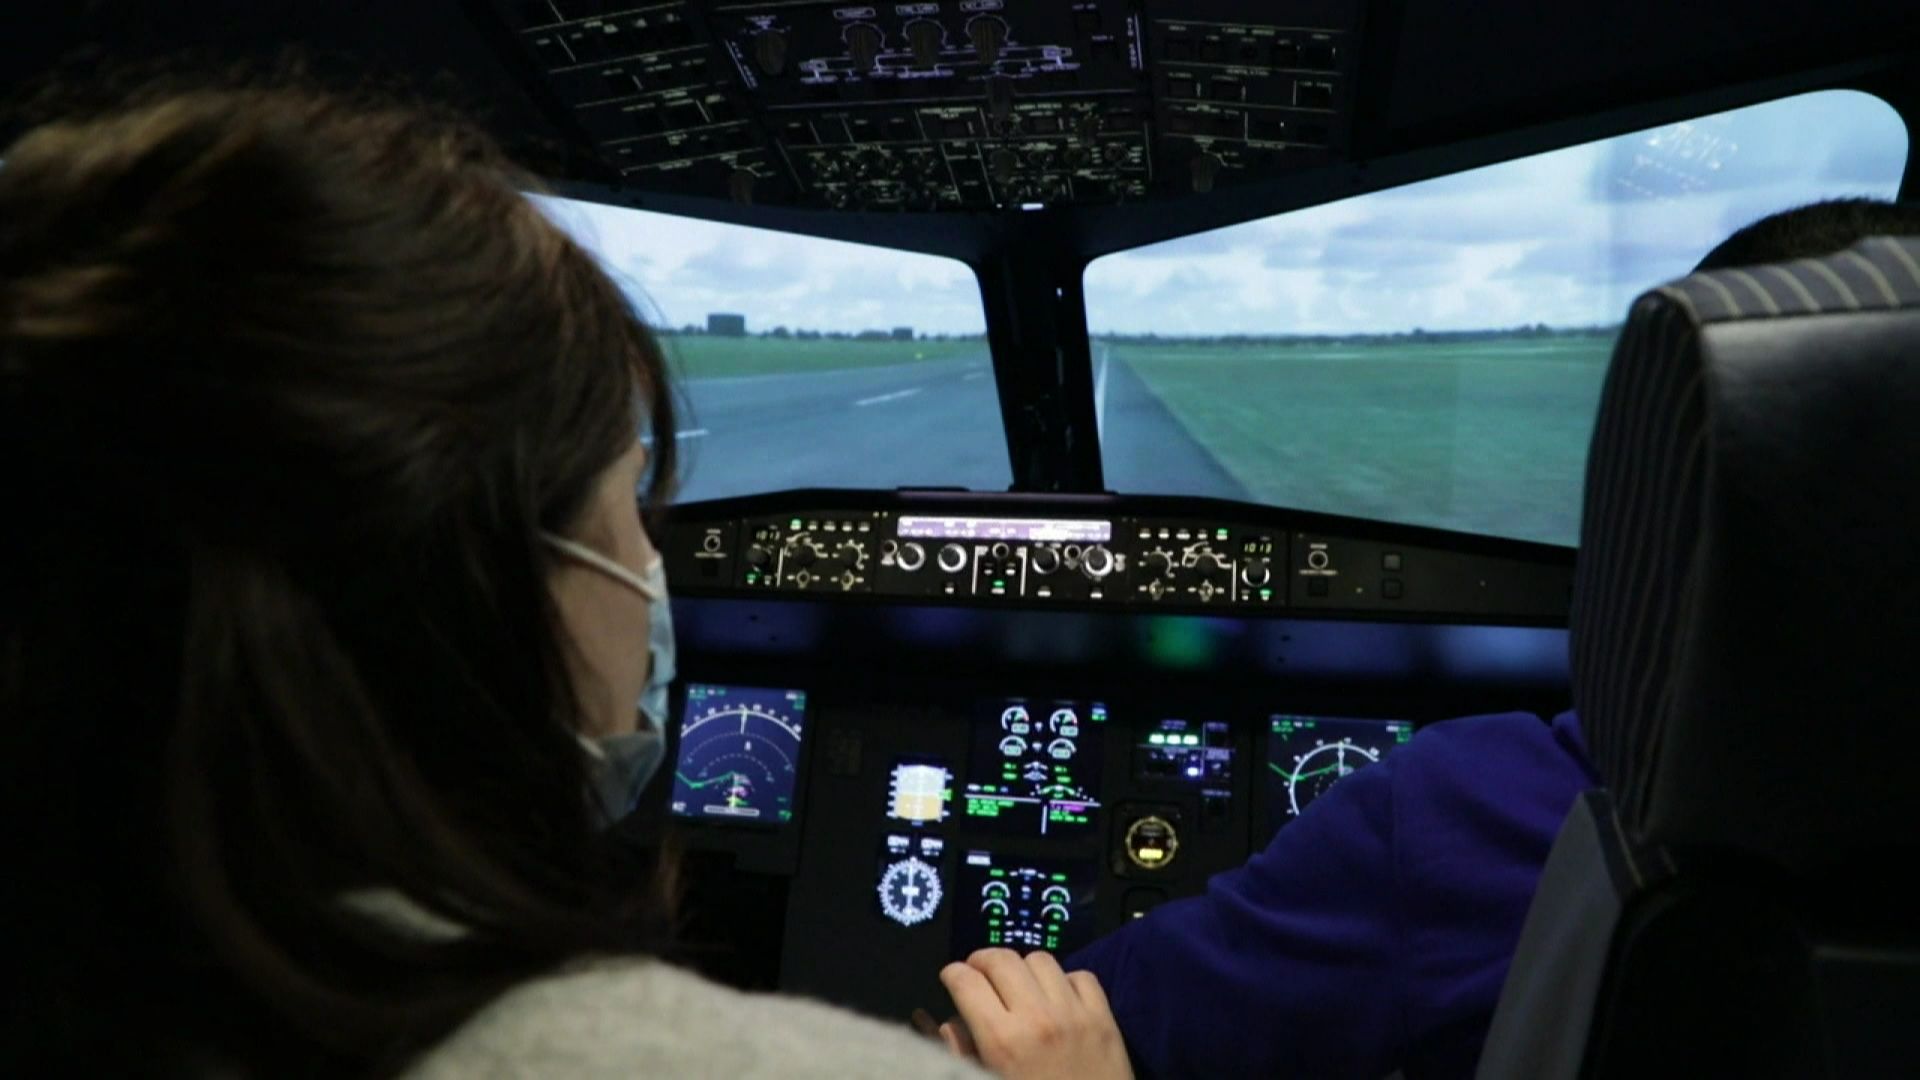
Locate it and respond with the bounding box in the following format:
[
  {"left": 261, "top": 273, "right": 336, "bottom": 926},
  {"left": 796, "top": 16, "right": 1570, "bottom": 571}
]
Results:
[{"left": 1, "top": 86, "right": 677, "bottom": 1073}]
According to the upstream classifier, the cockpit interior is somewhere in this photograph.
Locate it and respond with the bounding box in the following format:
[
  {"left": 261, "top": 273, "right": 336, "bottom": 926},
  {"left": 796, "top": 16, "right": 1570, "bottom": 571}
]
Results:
[{"left": 7, "top": 2, "right": 1917, "bottom": 1075}]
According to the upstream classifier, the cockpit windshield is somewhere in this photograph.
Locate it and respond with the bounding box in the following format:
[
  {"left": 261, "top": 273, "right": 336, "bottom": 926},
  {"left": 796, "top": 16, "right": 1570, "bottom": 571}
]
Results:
[
  {"left": 535, "top": 197, "right": 1003, "bottom": 501},
  {"left": 1085, "top": 89, "right": 1909, "bottom": 545}
]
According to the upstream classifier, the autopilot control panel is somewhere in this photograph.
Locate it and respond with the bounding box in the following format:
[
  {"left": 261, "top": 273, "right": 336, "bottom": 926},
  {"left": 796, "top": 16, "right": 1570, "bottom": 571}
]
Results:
[{"left": 663, "top": 493, "right": 1574, "bottom": 621}]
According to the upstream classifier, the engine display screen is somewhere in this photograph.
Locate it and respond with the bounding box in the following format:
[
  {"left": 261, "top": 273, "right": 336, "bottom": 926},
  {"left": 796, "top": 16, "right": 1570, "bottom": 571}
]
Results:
[
  {"left": 963, "top": 700, "right": 1104, "bottom": 836},
  {"left": 1264, "top": 715, "right": 1412, "bottom": 838},
  {"left": 897, "top": 515, "right": 1112, "bottom": 543},
  {"left": 670, "top": 684, "right": 808, "bottom": 825},
  {"left": 951, "top": 850, "right": 1098, "bottom": 957}
]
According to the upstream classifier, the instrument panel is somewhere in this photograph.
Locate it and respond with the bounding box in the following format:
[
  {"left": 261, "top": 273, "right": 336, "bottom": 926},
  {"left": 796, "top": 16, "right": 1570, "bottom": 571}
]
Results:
[
  {"left": 646, "top": 677, "right": 1431, "bottom": 1019},
  {"left": 663, "top": 492, "right": 1574, "bottom": 621},
  {"left": 636, "top": 491, "right": 1571, "bottom": 1018}
]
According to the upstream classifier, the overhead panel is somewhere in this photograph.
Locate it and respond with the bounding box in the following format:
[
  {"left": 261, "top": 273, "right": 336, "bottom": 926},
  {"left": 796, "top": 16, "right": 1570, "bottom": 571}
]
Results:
[{"left": 486, "top": 0, "right": 1362, "bottom": 210}]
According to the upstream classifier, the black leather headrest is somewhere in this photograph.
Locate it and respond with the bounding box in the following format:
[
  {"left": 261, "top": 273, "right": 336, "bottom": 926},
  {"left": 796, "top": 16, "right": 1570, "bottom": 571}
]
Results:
[{"left": 1571, "top": 237, "right": 1920, "bottom": 874}]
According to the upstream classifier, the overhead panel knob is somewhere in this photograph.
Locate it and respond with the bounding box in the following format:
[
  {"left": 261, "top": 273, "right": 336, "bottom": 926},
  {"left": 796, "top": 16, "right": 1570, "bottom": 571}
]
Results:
[
  {"left": 728, "top": 168, "right": 756, "bottom": 205},
  {"left": 967, "top": 16, "right": 1007, "bottom": 66},
  {"left": 753, "top": 30, "right": 788, "bottom": 76},
  {"left": 1030, "top": 546, "right": 1062, "bottom": 575},
  {"left": 847, "top": 23, "right": 884, "bottom": 72},
  {"left": 986, "top": 75, "right": 1015, "bottom": 119},
  {"left": 990, "top": 147, "right": 1019, "bottom": 185},
  {"left": 1191, "top": 152, "right": 1222, "bottom": 194},
  {"left": 905, "top": 19, "right": 944, "bottom": 67}
]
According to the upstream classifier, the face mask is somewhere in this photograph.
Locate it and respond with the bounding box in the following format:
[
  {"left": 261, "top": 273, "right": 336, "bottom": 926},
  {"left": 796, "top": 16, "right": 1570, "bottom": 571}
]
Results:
[{"left": 541, "top": 532, "right": 677, "bottom": 820}]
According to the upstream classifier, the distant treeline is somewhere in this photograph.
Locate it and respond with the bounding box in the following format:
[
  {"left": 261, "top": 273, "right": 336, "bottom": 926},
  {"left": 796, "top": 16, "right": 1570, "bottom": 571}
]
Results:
[
  {"left": 661, "top": 326, "right": 990, "bottom": 341},
  {"left": 1093, "top": 324, "right": 1621, "bottom": 346}
]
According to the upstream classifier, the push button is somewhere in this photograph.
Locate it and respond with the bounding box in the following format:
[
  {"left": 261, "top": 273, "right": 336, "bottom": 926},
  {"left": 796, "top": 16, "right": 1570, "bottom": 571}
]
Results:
[
  {"left": 1382, "top": 552, "right": 1402, "bottom": 571},
  {"left": 1382, "top": 578, "right": 1404, "bottom": 599},
  {"left": 1307, "top": 577, "right": 1329, "bottom": 598}
]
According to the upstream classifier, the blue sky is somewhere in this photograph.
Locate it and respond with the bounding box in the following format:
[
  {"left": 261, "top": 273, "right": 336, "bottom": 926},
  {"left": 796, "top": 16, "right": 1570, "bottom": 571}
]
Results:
[
  {"left": 537, "top": 89, "right": 1907, "bottom": 338},
  {"left": 1086, "top": 90, "right": 1909, "bottom": 335},
  {"left": 534, "top": 194, "right": 989, "bottom": 335}
]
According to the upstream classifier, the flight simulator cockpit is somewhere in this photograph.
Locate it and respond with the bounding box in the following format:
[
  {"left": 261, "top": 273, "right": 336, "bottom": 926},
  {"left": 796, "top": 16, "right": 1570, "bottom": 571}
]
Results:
[{"left": 437, "top": 0, "right": 1920, "bottom": 1025}]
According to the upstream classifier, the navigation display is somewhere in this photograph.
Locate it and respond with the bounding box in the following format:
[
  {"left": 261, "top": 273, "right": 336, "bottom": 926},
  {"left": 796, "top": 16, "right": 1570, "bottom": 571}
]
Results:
[
  {"left": 887, "top": 757, "right": 954, "bottom": 826},
  {"left": 898, "top": 516, "right": 1113, "bottom": 543},
  {"left": 963, "top": 700, "right": 1104, "bottom": 836},
  {"left": 670, "top": 684, "right": 808, "bottom": 825},
  {"left": 1264, "top": 715, "right": 1412, "bottom": 839},
  {"left": 951, "top": 850, "right": 1098, "bottom": 957}
]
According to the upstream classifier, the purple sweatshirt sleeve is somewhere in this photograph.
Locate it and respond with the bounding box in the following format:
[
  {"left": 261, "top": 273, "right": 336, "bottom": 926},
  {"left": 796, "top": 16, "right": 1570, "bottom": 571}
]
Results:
[{"left": 1066, "top": 711, "right": 1596, "bottom": 1080}]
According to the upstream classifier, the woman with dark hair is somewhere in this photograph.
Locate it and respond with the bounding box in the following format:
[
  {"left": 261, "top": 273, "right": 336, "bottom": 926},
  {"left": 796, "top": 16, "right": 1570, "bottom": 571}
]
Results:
[{"left": 0, "top": 86, "right": 1080, "bottom": 1076}]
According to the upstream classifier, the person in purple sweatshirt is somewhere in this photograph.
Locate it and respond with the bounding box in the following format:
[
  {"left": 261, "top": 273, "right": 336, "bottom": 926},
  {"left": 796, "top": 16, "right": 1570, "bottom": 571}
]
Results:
[{"left": 932, "top": 198, "right": 1920, "bottom": 1080}]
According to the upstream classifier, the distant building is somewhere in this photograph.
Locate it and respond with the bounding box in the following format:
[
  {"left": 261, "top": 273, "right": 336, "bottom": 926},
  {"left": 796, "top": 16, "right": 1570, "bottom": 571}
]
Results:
[
  {"left": 891, "top": 326, "right": 914, "bottom": 341},
  {"left": 707, "top": 313, "right": 747, "bottom": 336}
]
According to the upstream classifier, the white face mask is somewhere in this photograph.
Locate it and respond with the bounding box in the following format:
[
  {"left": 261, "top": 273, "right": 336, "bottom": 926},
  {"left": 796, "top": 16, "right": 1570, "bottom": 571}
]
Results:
[{"left": 541, "top": 532, "right": 676, "bottom": 822}]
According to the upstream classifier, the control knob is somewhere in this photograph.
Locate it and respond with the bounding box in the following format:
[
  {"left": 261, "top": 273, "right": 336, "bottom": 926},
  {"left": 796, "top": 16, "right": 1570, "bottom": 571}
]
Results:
[
  {"left": 1191, "top": 153, "right": 1222, "bottom": 194},
  {"left": 990, "top": 147, "right": 1019, "bottom": 185},
  {"left": 1140, "top": 550, "right": 1174, "bottom": 577},
  {"left": 846, "top": 24, "right": 884, "bottom": 72},
  {"left": 728, "top": 168, "right": 756, "bottom": 205},
  {"left": 986, "top": 75, "right": 1015, "bottom": 119},
  {"left": 937, "top": 543, "right": 968, "bottom": 574},
  {"left": 989, "top": 541, "right": 1012, "bottom": 562},
  {"left": 833, "top": 539, "right": 869, "bottom": 571},
  {"left": 1030, "top": 546, "right": 1062, "bottom": 575},
  {"left": 785, "top": 539, "right": 821, "bottom": 567},
  {"left": 1241, "top": 559, "right": 1272, "bottom": 588},
  {"left": 967, "top": 16, "right": 1008, "bottom": 65},
  {"left": 1081, "top": 545, "right": 1114, "bottom": 580},
  {"left": 745, "top": 545, "right": 773, "bottom": 570},
  {"left": 896, "top": 541, "right": 927, "bottom": 572},
  {"left": 905, "top": 19, "right": 944, "bottom": 67},
  {"left": 752, "top": 30, "right": 788, "bottom": 76}
]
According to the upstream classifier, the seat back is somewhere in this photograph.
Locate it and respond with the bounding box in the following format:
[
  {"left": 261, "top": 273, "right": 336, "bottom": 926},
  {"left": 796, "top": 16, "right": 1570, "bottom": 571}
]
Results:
[{"left": 1478, "top": 237, "right": 1920, "bottom": 1079}]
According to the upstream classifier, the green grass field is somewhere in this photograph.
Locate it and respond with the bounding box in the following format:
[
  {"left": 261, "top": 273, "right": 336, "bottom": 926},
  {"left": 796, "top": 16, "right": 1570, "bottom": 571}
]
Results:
[
  {"left": 661, "top": 334, "right": 985, "bottom": 379},
  {"left": 1104, "top": 336, "right": 1616, "bottom": 546}
]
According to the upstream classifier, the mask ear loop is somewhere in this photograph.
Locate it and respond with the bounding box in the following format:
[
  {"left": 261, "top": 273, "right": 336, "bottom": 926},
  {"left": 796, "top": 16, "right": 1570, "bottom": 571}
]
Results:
[{"left": 540, "top": 532, "right": 664, "bottom": 601}]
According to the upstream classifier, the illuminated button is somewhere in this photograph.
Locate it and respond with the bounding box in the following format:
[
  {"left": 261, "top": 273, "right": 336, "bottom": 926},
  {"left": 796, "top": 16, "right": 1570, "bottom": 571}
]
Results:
[
  {"left": 1123, "top": 815, "right": 1180, "bottom": 870},
  {"left": 1382, "top": 552, "right": 1403, "bottom": 571}
]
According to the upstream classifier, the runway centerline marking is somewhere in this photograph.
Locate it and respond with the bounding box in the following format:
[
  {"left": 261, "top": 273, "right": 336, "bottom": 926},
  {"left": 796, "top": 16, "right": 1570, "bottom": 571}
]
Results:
[{"left": 854, "top": 387, "right": 925, "bottom": 407}]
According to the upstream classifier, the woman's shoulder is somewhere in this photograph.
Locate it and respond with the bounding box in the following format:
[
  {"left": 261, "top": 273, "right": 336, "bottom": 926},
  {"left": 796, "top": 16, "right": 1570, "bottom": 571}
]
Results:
[{"left": 404, "top": 956, "right": 984, "bottom": 1079}]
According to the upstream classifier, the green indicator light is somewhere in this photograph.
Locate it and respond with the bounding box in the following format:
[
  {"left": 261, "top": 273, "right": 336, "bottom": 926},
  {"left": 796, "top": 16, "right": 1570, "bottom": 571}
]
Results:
[
  {"left": 1217, "top": 528, "right": 1229, "bottom": 539},
  {"left": 1149, "top": 733, "right": 1165, "bottom": 745},
  {"left": 993, "top": 580, "right": 1005, "bottom": 588},
  {"left": 1260, "top": 588, "right": 1272, "bottom": 599},
  {"left": 1051, "top": 873, "right": 1068, "bottom": 882},
  {"left": 789, "top": 518, "right": 802, "bottom": 528},
  {"left": 1184, "top": 735, "right": 1200, "bottom": 746},
  {"left": 989, "top": 869, "right": 1005, "bottom": 878}
]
